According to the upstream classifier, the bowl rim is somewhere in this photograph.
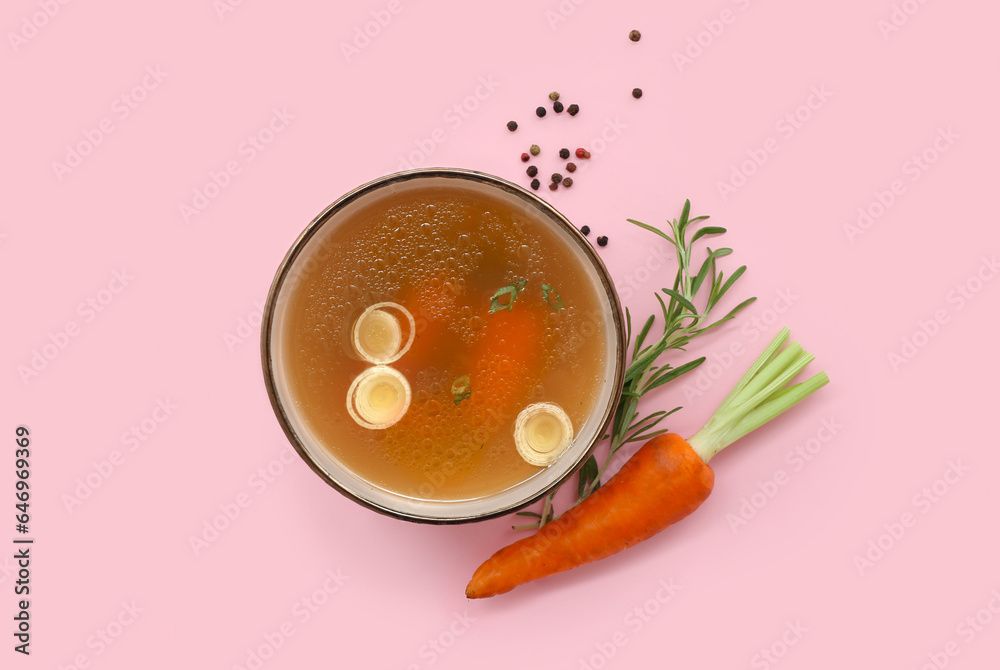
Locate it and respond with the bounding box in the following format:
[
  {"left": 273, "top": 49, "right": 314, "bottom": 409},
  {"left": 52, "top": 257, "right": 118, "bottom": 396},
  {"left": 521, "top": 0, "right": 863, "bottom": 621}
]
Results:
[{"left": 260, "top": 167, "right": 627, "bottom": 524}]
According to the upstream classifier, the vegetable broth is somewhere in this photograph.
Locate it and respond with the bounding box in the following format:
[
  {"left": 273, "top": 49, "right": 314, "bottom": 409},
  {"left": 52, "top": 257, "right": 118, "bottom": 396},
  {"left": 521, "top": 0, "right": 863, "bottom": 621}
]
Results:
[{"left": 281, "top": 182, "right": 608, "bottom": 501}]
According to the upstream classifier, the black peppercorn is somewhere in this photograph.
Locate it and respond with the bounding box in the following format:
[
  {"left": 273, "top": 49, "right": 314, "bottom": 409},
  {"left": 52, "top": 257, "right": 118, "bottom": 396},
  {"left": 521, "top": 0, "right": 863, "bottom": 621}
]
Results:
[
  {"left": 597, "top": 235, "right": 608, "bottom": 246},
  {"left": 530, "top": 178, "right": 540, "bottom": 190},
  {"left": 580, "top": 225, "right": 590, "bottom": 236},
  {"left": 567, "top": 103, "right": 579, "bottom": 116},
  {"left": 507, "top": 120, "right": 518, "bottom": 131},
  {"left": 632, "top": 88, "right": 643, "bottom": 99},
  {"left": 559, "top": 148, "right": 570, "bottom": 159},
  {"left": 526, "top": 165, "right": 538, "bottom": 177},
  {"left": 536, "top": 106, "right": 546, "bottom": 118},
  {"left": 629, "top": 30, "right": 641, "bottom": 42},
  {"left": 553, "top": 101, "right": 564, "bottom": 113}
]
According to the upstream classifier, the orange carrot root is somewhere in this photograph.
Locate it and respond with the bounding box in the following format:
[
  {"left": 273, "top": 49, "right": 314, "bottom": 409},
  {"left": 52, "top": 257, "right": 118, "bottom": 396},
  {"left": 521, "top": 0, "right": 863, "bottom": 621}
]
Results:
[{"left": 465, "top": 433, "right": 714, "bottom": 599}]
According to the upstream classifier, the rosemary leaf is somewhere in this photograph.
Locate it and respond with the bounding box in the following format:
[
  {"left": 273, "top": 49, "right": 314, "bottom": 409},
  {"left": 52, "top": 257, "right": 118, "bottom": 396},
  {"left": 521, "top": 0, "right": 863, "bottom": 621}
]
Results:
[
  {"left": 633, "top": 315, "right": 656, "bottom": 359},
  {"left": 690, "top": 226, "right": 727, "bottom": 244},
  {"left": 642, "top": 357, "right": 705, "bottom": 393},
  {"left": 661, "top": 288, "right": 698, "bottom": 315}
]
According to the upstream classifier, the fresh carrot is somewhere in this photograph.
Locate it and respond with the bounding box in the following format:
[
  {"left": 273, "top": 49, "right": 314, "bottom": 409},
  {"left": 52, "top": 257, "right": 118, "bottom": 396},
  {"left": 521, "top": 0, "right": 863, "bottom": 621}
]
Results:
[
  {"left": 466, "top": 433, "right": 712, "bottom": 598},
  {"left": 465, "top": 327, "right": 829, "bottom": 598}
]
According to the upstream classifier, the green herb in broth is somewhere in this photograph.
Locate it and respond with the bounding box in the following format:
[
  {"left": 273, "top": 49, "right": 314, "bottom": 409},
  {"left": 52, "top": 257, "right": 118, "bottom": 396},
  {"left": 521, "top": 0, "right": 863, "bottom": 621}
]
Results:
[
  {"left": 451, "top": 375, "right": 472, "bottom": 405},
  {"left": 451, "top": 375, "right": 471, "bottom": 395},
  {"left": 489, "top": 280, "right": 528, "bottom": 313},
  {"left": 542, "top": 283, "right": 565, "bottom": 311}
]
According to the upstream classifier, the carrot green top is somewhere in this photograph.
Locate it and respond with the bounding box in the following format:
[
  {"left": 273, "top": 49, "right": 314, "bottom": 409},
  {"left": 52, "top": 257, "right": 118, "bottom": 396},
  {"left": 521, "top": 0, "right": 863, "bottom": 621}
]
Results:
[{"left": 687, "top": 327, "right": 829, "bottom": 463}]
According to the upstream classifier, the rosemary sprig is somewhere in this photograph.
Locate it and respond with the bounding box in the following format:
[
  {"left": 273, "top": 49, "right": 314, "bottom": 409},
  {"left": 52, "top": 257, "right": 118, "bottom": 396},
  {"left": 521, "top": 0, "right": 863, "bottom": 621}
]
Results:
[{"left": 518, "top": 200, "right": 755, "bottom": 530}]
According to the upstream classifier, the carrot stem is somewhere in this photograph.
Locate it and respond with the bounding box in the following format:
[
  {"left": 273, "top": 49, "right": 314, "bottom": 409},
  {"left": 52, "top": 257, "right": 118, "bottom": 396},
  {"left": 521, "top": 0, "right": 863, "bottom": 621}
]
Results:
[{"left": 687, "top": 327, "right": 829, "bottom": 463}]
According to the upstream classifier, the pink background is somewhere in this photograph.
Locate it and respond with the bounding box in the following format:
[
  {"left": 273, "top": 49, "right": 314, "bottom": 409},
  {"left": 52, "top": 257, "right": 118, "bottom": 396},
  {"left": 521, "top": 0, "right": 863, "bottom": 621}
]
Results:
[{"left": 3, "top": 1, "right": 999, "bottom": 668}]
